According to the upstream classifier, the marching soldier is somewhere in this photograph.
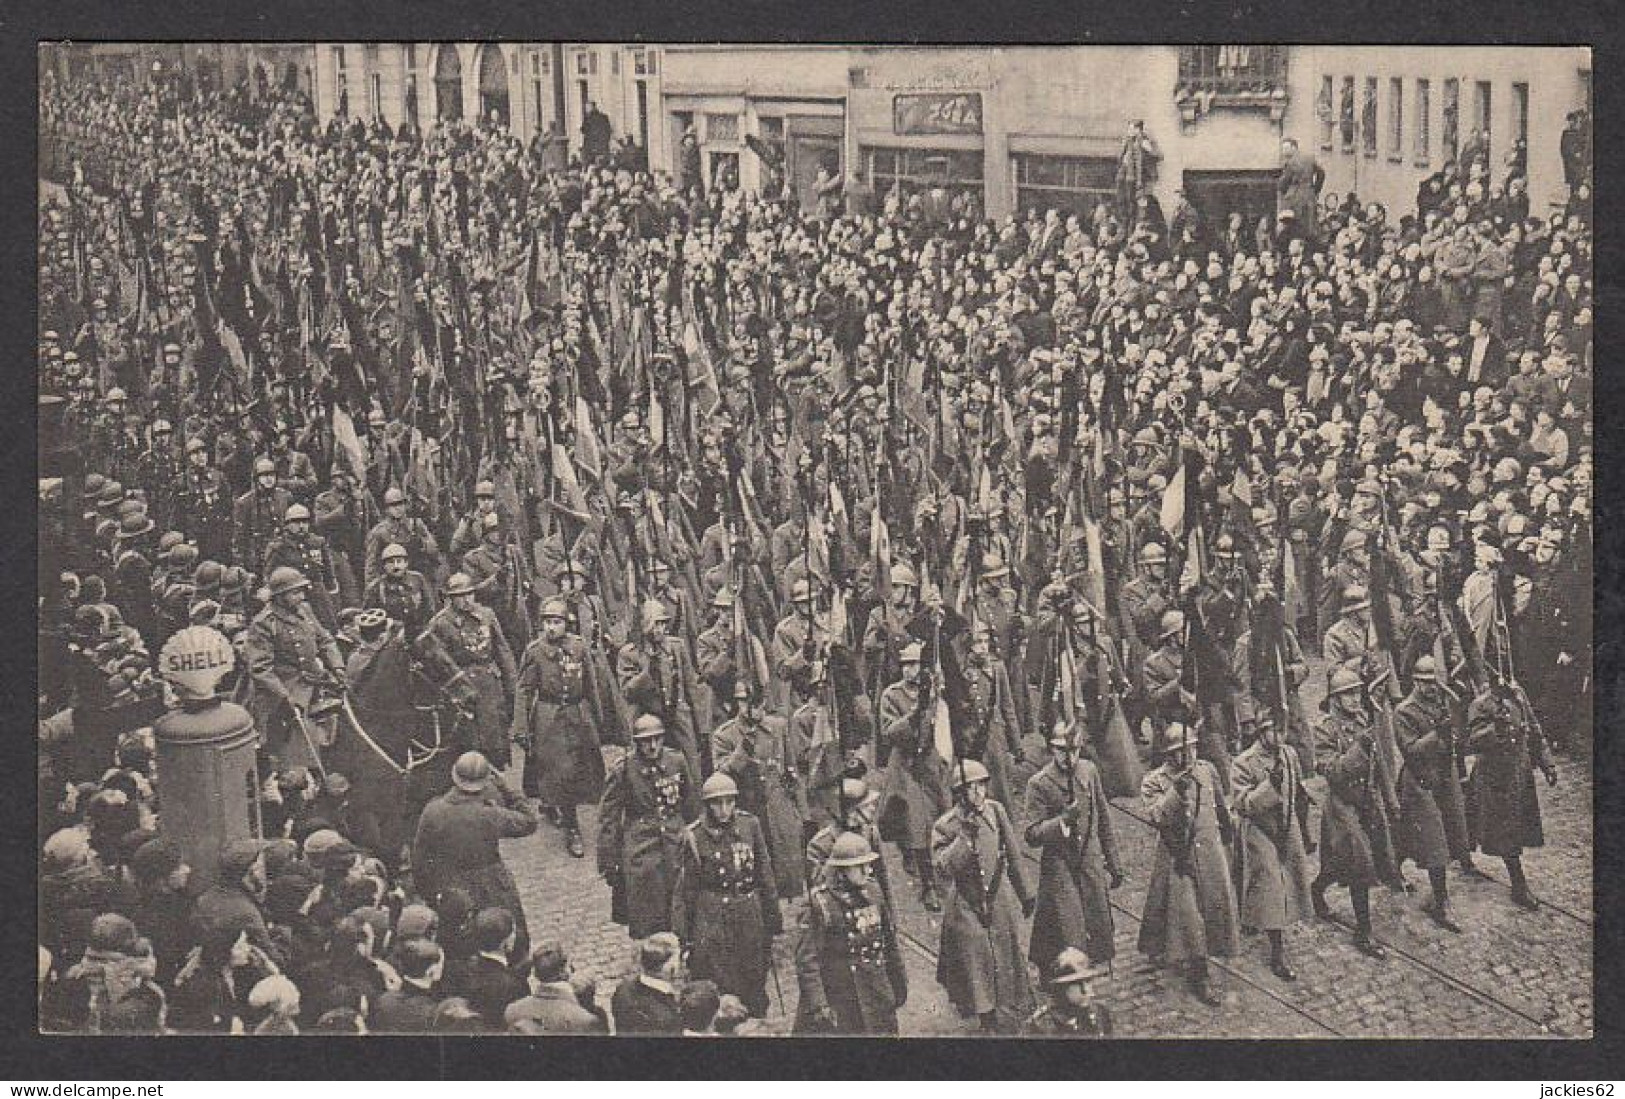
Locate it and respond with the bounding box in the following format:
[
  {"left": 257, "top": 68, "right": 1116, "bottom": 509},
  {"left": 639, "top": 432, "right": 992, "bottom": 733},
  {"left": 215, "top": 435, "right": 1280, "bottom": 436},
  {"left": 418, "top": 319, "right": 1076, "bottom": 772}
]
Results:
[
  {"left": 770, "top": 578, "right": 833, "bottom": 711},
  {"left": 617, "top": 599, "right": 705, "bottom": 786},
  {"left": 1465, "top": 680, "right": 1558, "bottom": 910},
  {"left": 362, "top": 543, "right": 438, "bottom": 636},
  {"left": 449, "top": 479, "right": 503, "bottom": 561},
  {"left": 1392, "top": 656, "right": 1467, "bottom": 932},
  {"left": 511, "top": 598, "right": 608, "bottom": 859},
  {"left": 1229, "top": 711, "right": 1315, "bottom": 982},
  {"left": 134, "top": 419, "right": 182, "bottom": 529},
  {"left": 243, "top": 566, "right": 347, "bottom": 772},
  {"left": 877, "top": 641, "right": 950, "bottom": 912},
  {"left": 233, "top": 457, "right": 291, "bottom": 574},
  {"left": 962, "top": 618, "right": 1027, "bottom": 811},
  {"left": 1137, "top": 721, "right": 1240, "bottom": 1007},
  {"left": 862, "top": 563, "right": 919, "bottom": 696},
  {"left": 671, "top": 772, "right": 784, "bottom": 1018},
  {"left": 1023, "top": 722, "right": 1124, "bottom": 972},
  {"left": 1311, "top": 667, "right": 1395, "bottom": 957},
  {"left": 365, "top": 487, "right": 446, "bottom": 589},
  {"left": 462, "top": 510, "right": 531, "bottom": 654},
  {"left": 177, "top": 436, "right": 233, "bottom": 565},
  {"left": 931, "top": 759, "right": 1036, "bottom": 1034},
  {"left": 805, "top": 771, "right": 892, "bottom": 904},
  {"left": 794, "top": 832, "right": 908, "bottom": 1035},
  {"left": 312, "top": 466, "right": 375, "bottom": 606},
  {"left": 425, "top": 572, "right": 518, "bottom": 770},
  {"left": 711, "top": 679, "right": 808, "bottom": 900},
  {"left": 263, "top": 505, "right": 342, "bottom": 631},
  {"left": 598, "top": 714, "right": 697, "bottom": 940}
]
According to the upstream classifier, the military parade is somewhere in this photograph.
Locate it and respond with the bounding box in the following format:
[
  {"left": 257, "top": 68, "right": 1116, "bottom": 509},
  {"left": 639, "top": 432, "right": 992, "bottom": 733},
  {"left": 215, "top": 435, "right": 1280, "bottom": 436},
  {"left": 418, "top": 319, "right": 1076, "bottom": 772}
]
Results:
[{"left": 36, "top": 43, "right": 1593, "bottom": 1037}]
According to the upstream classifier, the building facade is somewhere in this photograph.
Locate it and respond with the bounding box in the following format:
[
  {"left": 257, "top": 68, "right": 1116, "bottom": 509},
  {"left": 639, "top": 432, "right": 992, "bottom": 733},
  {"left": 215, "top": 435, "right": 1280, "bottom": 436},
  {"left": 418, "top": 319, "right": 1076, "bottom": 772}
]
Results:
[{"left": 1290, "top": 46, "right": 1590, "bottom": 220}]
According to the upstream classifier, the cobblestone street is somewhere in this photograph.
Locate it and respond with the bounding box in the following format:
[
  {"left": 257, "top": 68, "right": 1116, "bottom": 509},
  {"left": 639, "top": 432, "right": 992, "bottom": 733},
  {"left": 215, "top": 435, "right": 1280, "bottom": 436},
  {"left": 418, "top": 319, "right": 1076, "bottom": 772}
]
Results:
[{"left": 500, "top": 736, "right": 1592, "bottom": 1038}]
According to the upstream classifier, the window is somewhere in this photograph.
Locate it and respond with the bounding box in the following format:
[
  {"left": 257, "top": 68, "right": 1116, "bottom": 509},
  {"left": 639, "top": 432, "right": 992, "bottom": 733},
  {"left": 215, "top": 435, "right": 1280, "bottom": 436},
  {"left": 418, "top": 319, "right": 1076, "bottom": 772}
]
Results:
[
  {"left": 333, "top": 46, "right": 346, "bottom": 71},
  {"left": 758, "top": 116, "right": 784, "bottom": 142},
  {"left": 405, "top": 44, "right": 416, "bottom": 68},
  {"left": 371, "top": 72, "right": 382, "bottom": 121},
  {"left": 532, "top": 52, "right": 542, "bottom": 76},
  {"left": 1339, "top": 76, "right": 1356, "bottom": 152},
  {"left": 1176, "top": 46, "right": 1286, "bottom": 94},
  {"left": 1512, "top": 82, "right": 1529, "bottom": 147},
  {"left": 704, "top": 112, "right": 739, "bottom": 143},
  {"left": 865, "top": 145, "right": 985, "bottom": 204},
  {"left": 1362, "top": 77, "right": 1378, "bottom": 157},
  {"left": 1013, "top": 153, "right": 1117, "bottom": 218},
  {"left": 406, "top": 72, "right": 419, "bottom": 125},
  {"left": 1388, "top": 77, "right": 1404, "bottom": 159},
  {"left": 1318, "top": 75, "right": 1334, "bottom": 150},
  {"left": 574, "top": 50, "right": 597, "bottom": 76},
  {"left": 610, "top": 51, "right": 620, "bottom": 76},
  {"left": 1474, "top": 79, "right": 1492, "bottom": 162},
  {"left": 1415, "top": 79, "right": 1431, "bottom": 164},
  {"left": 1443, "top": 78, "right": 1459, "bottom": 160},
  {"left": 634, "top": 48, "right": 657, "bottom": 77},
  {"left": 707, "top": 150, "right": 740, "bottom": 190}
]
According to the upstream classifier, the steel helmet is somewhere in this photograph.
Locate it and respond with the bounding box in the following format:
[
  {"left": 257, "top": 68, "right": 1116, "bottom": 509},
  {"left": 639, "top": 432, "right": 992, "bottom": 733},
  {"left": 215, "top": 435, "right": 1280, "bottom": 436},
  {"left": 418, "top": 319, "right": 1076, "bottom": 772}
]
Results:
[
  {"left": 710, "top": 586, "right": 736, "bottom": 609},
  {"left": 899, "top": 641, "right": 925, "bottom": 664},
  {"left": 1411, "top": 655, "right": 1439, "bottom": 682},
  {"left": 1327, "top": 667, "right": 1363, "bottom": 697},
  {"left": 445, "top": 572, "right": 477, "bottom": 596},
  {"left": 1158, "top": 608, "right": 1186, "bottom": 639},
  {"left": 1155, "top": 721, "right": 1199, "bottom": 759},
  {"left": 253, "top": 457, "right": 276, "bottom": 477},
  {"left": 1046, "top": 720, "right": 1076, "bottom": 749},
  {"left": 474, "top": 479, "right": 497, "bottom": 498},
  {"left": 1139, "top": 542, "right": 1168, "bottom": 565},
  {"left": 700, "top": 772, "right": 739, "bottom": 801},
  {"left": 81, "top": 472, "right": 107, "bottom": 499},
  {"left": 104, "top": 387, "right": 127, "bottom": 403},
  {"left": 1340, "top": 528, "right": 1369, "bottom": 552},
  {"left": 790, "top": 578, "right": 813, "bottom": 603},
  {"left": 451, "top": 751, "right": 492, "bottom": 792},
  {"left": 979, "top": 553, "right": 1010, "bottom": 579},
  {"left": 631, "top": 713, "right": 666, "bottom": 739},
  {"left": 641, "top": 598, "right": 673, "bottom": 630},
  {"left": 1341, "top": 585, "right": 1371, "bottom": 613},
  {"left": 481, "top": 510, "right": 502, "bottom": 530},
  {"left": 826, "top": 831, "right": 880, "bottom": 868},
  {"left": 284, "top": 504, "right": 311, "bottom": 523},
  {"left": 950, "top": 759, "right": 991, "bottom": 789},
  {"left": 889, "top": 563, "right": 918, "bottom": 588},
  {"left": 539, "top": 597, "right": 569, "bottom": 620},
  {"left": 383, "top": 487, "right": 408, "bottom": 506},
  {"left": 381, "top": 542, "right": 409, "bottom": 562},
  {"left": 267, "top": 566, "right": 310, "bottom": 597}
]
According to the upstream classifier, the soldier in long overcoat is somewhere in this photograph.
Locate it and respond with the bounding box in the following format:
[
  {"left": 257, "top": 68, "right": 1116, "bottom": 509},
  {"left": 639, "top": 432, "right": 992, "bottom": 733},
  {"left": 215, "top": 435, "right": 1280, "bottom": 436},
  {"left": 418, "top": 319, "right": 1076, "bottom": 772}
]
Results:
[
  {"left": 412, "top": 752, "right": 538, "bottom": 964},
  {"left": 425, "top": 573, "right": 518, "bottom": 770},
  {"left": 1023, "top": 723, "right": 1123, "bottom": 970},
  {"left": 597, "top": 715, "right": 697, "bottom": 939},
  {"left": 1136, "top": 721, "right": 1240, "bottom": 1006},
  {"left": 671, "top": 772, "right": 783, "bottom": 1017},
  {"left": 511, "top": 597, "right": 609, "bottom": 858},
  {"left": 930, "top": 759, "right": 1035, "bottom": 1033},
  {"left": 1392, "top": 656, "right": 1466, "bottom": 932},
  {"left": 710, "top": 681, "right": 809, "bottom": 900},
  {"left": 794, "top": 832, "right": 907, "bottom": 1035},
  {"left": 961, "top": 622, "right": 1027, "bottom": 812},
  {"left": 617, "top": 599, "right": 705, "bottom": 787},
  {"left": 877, "top": 642, "right": 951, "bottom": 911},
  {"left": 1310, "top": 667, "right": 1395, "bottom": 957},
  {"left": 1465, "top": 682, "right": 1557, "bottom": 910},
  {"left": 1228, "top": 712, "right": 1315, "bottom": 981}
]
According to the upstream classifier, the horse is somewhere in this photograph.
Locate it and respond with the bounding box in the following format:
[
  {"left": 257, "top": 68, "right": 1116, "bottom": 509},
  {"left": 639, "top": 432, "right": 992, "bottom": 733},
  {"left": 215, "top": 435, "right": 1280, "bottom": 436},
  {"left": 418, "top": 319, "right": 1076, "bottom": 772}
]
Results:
[{"left": 325, "top": 621, "right": 478, "bottom": 867}]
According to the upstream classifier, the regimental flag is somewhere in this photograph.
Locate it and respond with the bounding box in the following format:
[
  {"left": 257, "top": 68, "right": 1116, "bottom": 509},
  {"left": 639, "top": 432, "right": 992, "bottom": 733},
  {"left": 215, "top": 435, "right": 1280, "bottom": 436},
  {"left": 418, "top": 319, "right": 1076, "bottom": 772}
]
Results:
[
  {"left": 574, "top": 395, "right": 604, "bottom": 482},
  {"left": 871, "top": 498, "right": 894, "bottom": 609},
  {"left": 331, "top": 404, "right": 367, "bottom": 483}
]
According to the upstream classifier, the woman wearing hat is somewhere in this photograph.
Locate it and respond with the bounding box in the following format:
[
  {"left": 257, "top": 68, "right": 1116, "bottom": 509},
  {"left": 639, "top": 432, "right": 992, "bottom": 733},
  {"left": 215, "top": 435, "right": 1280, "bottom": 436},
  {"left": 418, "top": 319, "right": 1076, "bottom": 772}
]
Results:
[
  {"left": 931, "top": 758, "right": 1036, "bottom": 1033},
  {"left": 1136, "top": 720, "right": 1240, "bottom": 1007}
]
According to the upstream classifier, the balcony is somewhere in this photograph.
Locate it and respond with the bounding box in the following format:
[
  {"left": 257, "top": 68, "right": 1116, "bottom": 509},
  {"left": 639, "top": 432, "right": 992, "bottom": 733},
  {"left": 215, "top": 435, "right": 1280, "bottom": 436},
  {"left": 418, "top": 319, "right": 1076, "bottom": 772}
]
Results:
[{"left": 1174, "top": 46, "right": 1289, "bottom": 127}]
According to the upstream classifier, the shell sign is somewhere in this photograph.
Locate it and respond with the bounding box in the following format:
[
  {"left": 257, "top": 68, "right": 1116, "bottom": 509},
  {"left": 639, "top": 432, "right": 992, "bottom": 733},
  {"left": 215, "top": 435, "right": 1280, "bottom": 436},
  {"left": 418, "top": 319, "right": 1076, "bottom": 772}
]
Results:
[{"left": 159, "top": 625, "right": 236, "bottom": 699}]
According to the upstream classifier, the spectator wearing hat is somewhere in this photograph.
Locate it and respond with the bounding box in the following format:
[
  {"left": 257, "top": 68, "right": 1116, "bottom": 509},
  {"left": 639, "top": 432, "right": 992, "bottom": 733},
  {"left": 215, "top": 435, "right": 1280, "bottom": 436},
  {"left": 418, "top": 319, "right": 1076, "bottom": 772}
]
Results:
[
  {"left": 129, "top": 838, "right": 194, "bottom": 984},
  {"left": 48, "top": 913, "right": 166, "bottom": 1034},
  {"left": 191, "top": 839, "right": 274, "bottom": 958}
]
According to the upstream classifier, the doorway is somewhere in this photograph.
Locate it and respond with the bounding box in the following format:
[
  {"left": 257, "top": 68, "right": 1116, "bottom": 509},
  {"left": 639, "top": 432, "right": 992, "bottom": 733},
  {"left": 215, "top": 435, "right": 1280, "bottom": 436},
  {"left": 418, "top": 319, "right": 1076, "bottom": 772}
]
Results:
[
  {"left": 477, "top": 43, "right": 510, "bottom": 127},
  {"left": 434, "top": 44, "right": 463, "bottom": 122},
  {"left": 1182, "top": 168, "right": 1281, "bottom": 235}
]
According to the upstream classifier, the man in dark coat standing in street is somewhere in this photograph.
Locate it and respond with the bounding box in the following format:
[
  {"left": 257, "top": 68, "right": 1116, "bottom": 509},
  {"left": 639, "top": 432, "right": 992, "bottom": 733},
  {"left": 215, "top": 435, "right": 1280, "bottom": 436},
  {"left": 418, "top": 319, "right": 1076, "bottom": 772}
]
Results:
[
  {"left": 1277, "top": 138, "right": 1324, "bottom": 242},
  {"left": 1023, "top": 721, "right": 1123, "bottom": 971},
  {"left": 412, "top": 752, "right": 538, "bottom": 962}
]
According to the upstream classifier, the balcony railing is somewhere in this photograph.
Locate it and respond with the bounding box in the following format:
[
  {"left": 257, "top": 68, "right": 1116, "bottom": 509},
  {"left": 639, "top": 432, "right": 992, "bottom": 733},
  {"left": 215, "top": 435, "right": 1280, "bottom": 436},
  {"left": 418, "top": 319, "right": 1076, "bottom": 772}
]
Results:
[{"left": 1176, "top": 46, "right": 1287, "bottom": 97}]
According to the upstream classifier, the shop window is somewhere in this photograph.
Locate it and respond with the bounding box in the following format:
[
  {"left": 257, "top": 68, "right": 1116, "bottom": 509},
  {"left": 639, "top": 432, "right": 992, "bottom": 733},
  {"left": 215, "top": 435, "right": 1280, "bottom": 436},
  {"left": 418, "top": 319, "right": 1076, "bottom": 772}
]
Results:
[
  {"left": 1013, "top": 153, "right": 1116, "bottom": 218},
  {"left": 866, "top": 145, "right": 985, "bottom": 204}
]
